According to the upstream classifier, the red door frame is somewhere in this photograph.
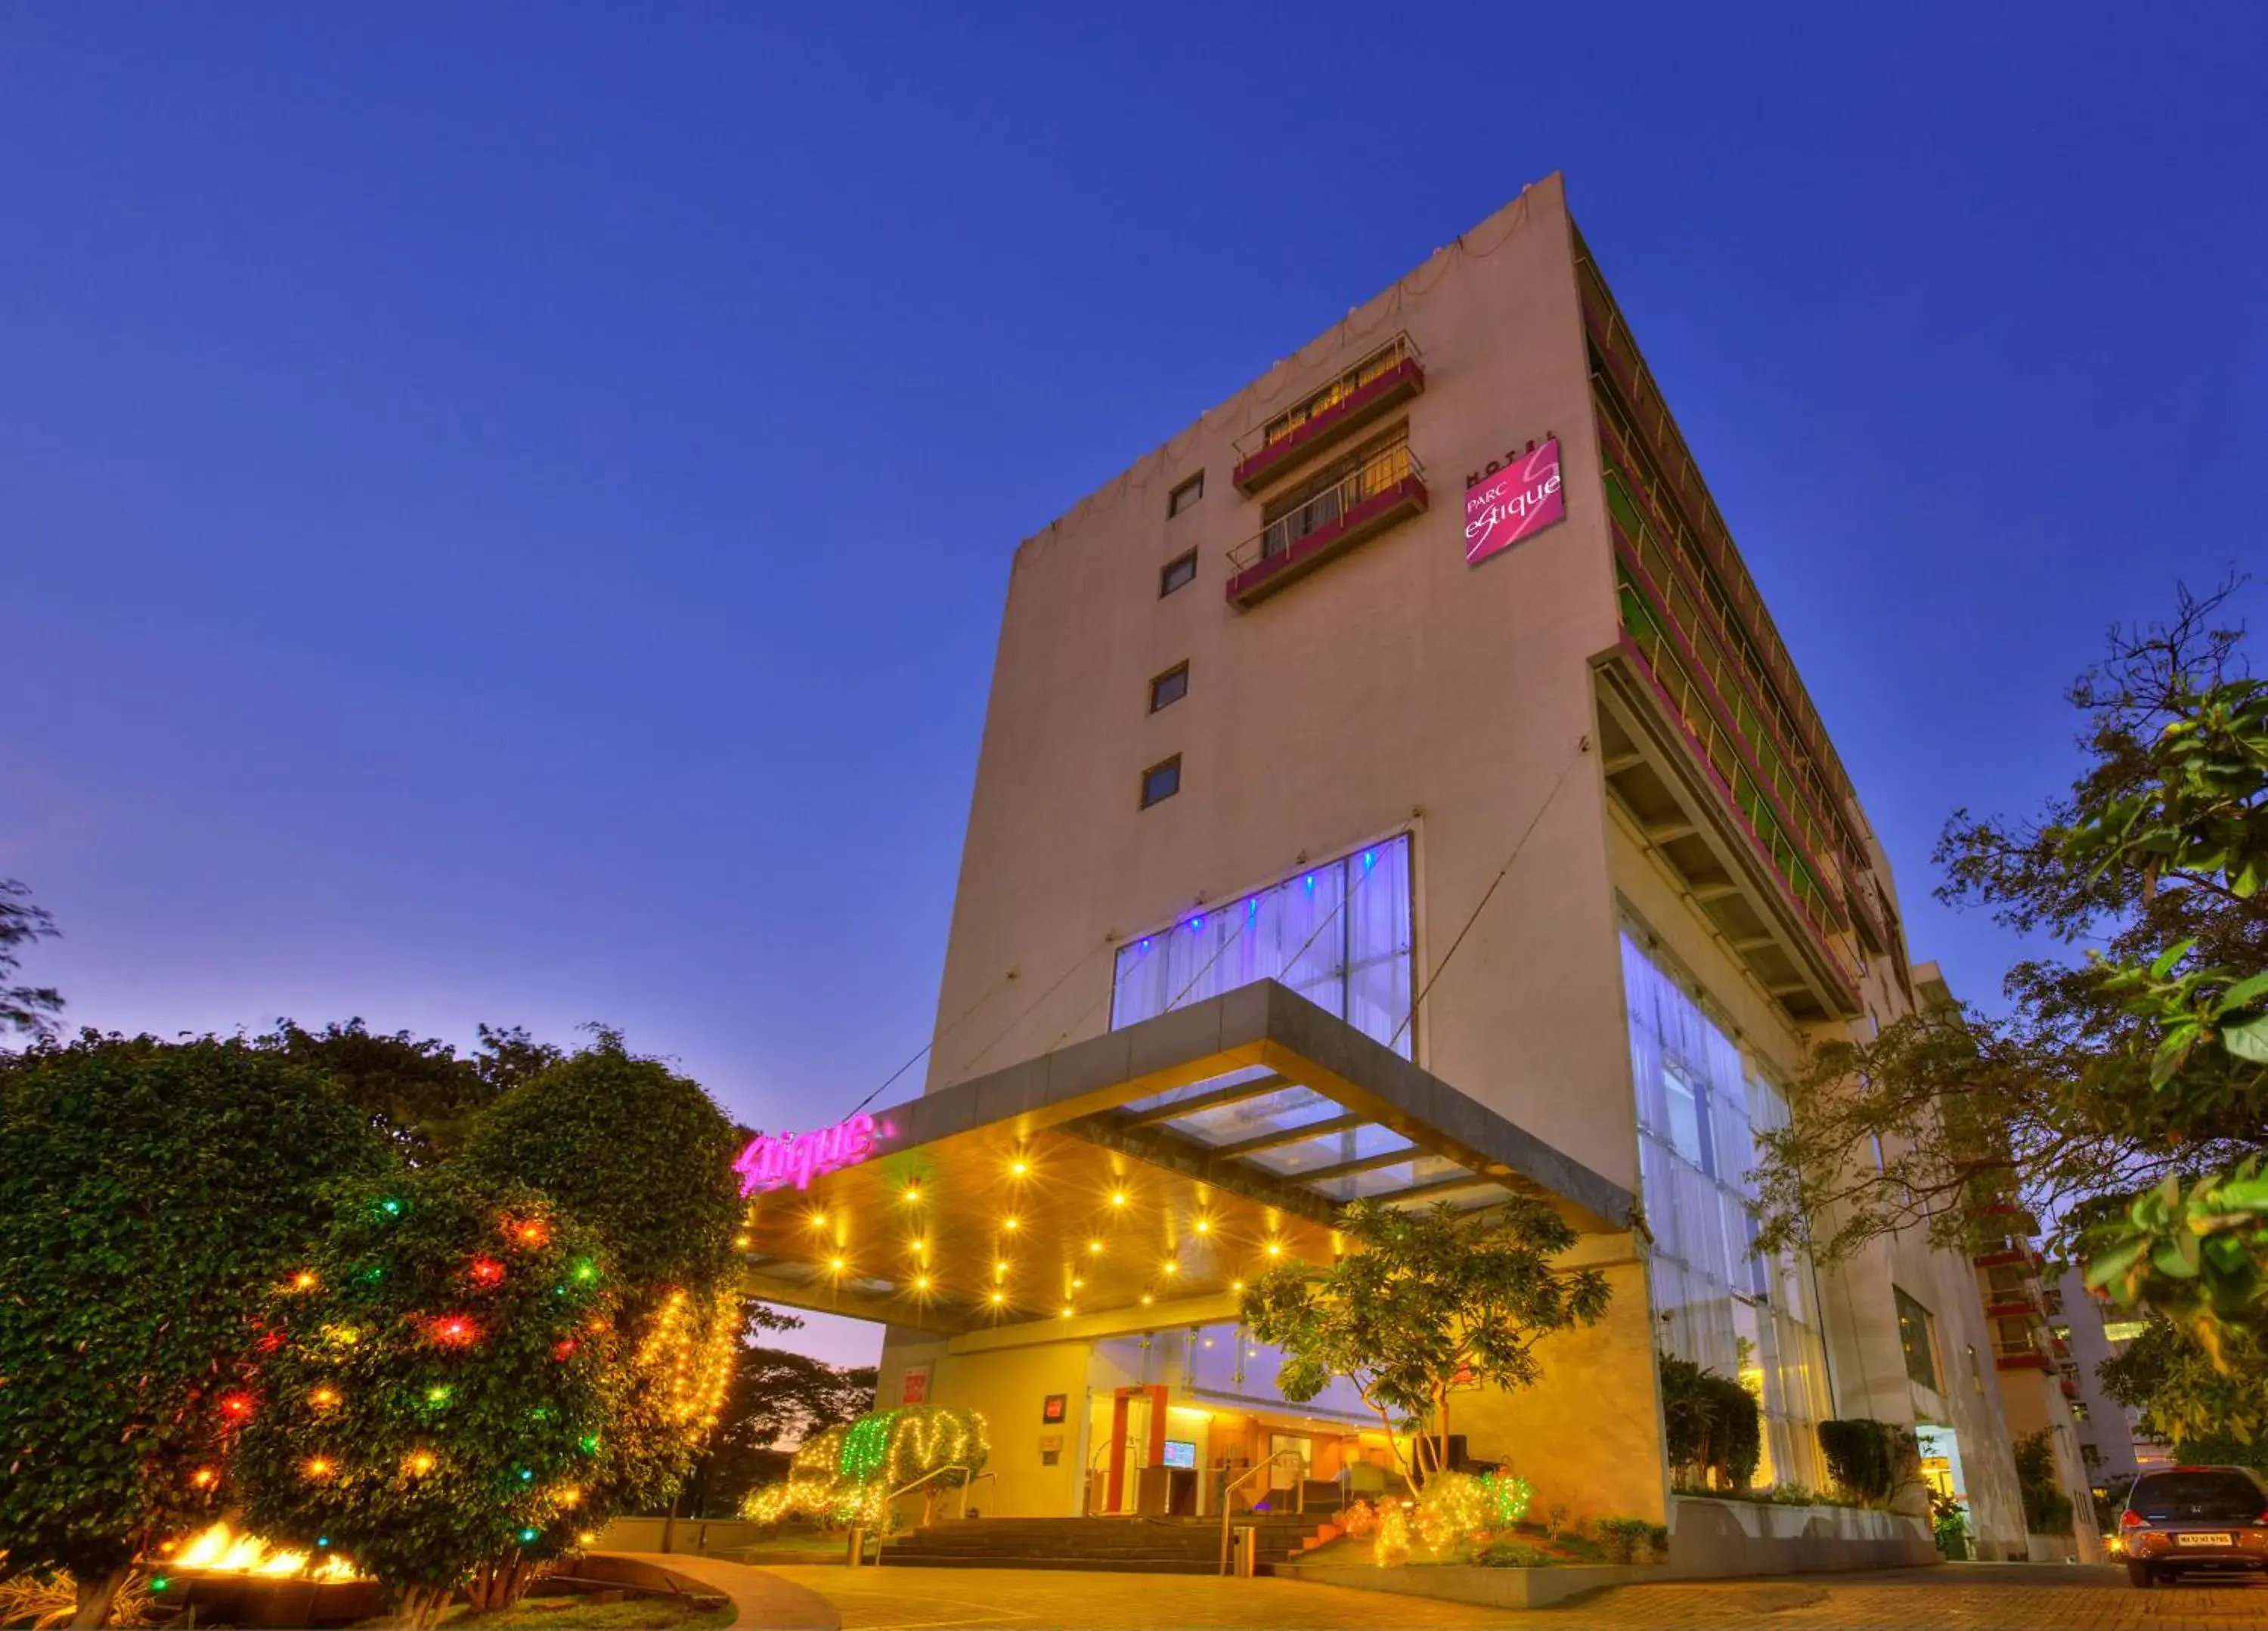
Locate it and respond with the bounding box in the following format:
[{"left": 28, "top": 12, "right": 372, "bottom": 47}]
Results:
[{"left": 1105, "top": 1385, "right": 1167, "bottom": 1512}]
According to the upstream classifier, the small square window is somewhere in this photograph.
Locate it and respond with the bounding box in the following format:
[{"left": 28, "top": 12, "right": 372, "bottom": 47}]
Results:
[
  {"left": 1159, "top": 549, "right": 1198, "bottom": 598},
  {"left": 1149, "top": 662, "right": 1188, "bottom": 713},
  {"left": 1168, "top": 472, "right": 1205, "bottom": 516},
  {"left": 1139, "top": 755, "right": 1182, "bottom": 809}
]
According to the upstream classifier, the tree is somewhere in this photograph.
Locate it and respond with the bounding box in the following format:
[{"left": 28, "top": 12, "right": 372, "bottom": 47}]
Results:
[
  {"left": 2011, "top": 1430, "right": 2074, "bottom": 1536},
  {"left": 255, "top": 1020, "right": 562, "bottom": 1162},
  {"left": 683, "top": 1338, "right": 878, "bottom": 1518},
  {"left": 742, "top": 1406, "right": 987, "bottom": 1533},
  {"left": 454, "top": 1030, "right": 745, "bottom": 1560},
  {"left": 231, "top": 1168, "right": 621, "bottom": 1629},
  {"left": 0, "top": 1035, "right": 389, "bottom": 1628},
  {"left": 1656, "top": 1354, "right": 1761, "bottom": 1492},
  {"left": 0, "top": 877, "right": 63, "bottom": 1040},
  {"left": 1749, "top": 581, "right": 2266, "bottom": 1392},
  {"left": 2096, "top": 1312, "right": 2268, "bottom": 1466},
  {"left": 457, "top": 1029, "right": 739, "bottom": 1308},
  {"left": 1240, "top": 1198, "right": 1610, "bottom": 1481}
]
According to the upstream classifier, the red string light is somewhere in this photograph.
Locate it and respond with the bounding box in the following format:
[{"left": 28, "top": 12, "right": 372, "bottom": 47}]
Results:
[
  {"left": 217, "top": 1392, "right": 255, "bottom": 1421},
  {"left": 430, "top": 1315, "right": 478, "bottom": 1347},
  {"left": 469, "top": 1255, "right": 506, "bottom": 1286}
]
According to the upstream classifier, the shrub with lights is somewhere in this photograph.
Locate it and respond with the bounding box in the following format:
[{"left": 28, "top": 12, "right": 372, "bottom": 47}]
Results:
[
  {"left": 742, "top": 1405, "right": 989, "bottom": 1534},
  {"left": 457, "top": 1029, "right": 746, "bottom": 1524},
  {"left": 228, "top": 1170, "right": 621, "bottom": 1629},
  {"left": 0, "top": 1034, "right": 391, "bottom": 1630},
  {"left": 1372, "top": 1503, "right": 1411, "bottom": 1568}
]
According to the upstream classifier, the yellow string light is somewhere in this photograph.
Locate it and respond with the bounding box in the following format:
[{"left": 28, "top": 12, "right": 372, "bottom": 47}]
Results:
[{"left": 633, "top": 1286, "right": 742, "bottom": 1429}]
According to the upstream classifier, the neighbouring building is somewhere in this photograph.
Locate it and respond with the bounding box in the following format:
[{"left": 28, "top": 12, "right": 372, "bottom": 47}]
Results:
[
  {"left": 2053, "top": 1265, "right": 2170, "bottom": 1492},
  {"left": 739, "top": 173, "right": 2039, "bottom": 1564}
]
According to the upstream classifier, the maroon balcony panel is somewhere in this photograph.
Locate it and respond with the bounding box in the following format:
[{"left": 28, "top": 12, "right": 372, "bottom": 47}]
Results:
[
  {"left": 1995, "top": 1352, "right": 2053, "bottom": 1373},
  {"left": 1232, "top": 357, "right": 1425, "bottom": 493},
  {"left": 1985, "top": 1300, "right": 2042, "bottom": 1321},
  {"left": 1225, "top": 476, "right": 1428, "bottom": 608}
]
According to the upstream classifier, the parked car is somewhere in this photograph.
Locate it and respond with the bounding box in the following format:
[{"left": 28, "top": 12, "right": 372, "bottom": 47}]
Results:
[{"left": 2118, "top": 1465, "right": 2268, "bottom": 1588}]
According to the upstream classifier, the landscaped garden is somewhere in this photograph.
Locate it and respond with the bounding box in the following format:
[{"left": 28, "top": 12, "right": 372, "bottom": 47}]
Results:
[{"left": 0, "top": 1017, "right": 807, "bottom": 1629}]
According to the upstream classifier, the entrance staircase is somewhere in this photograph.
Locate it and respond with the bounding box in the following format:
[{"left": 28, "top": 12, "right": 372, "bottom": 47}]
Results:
[{"left": 876, "top": 1513, "right": 1341, "bottom": 1574}]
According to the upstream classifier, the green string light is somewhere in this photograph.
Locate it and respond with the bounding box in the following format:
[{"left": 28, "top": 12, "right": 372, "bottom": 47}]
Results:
[{"left": 838, "top": 1409, "right": 899, "bottom": 1485}]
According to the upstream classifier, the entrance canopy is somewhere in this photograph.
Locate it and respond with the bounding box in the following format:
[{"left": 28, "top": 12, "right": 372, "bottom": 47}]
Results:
[{"left": 737, "top": 980, "right": 1632, "bottom": 1335}]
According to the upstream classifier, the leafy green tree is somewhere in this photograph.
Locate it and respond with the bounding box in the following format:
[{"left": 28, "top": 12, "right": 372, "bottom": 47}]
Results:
[
  {"left": 256, "top": 1020, "right": 562, "bottom": 1162},
  {"left": 231, "top": 1167, "right": 619, "bottom": 1629},
  {"left": 2011, "top": 1430, "right": 2075, "bottom": 1535},
  {"left": 1656, "top": 1354, "right": 1761, "bottom": 1492},
  {"left": 454, "top": 1030, "right": 745, "bottom": 1564},
  {"left": 0, "top": 877, "right": 63, "bottom": 1039},
  {"left": 683, "top": 1334, "right": 878, "bottom": 1518},
  {"left": 1749, "top": 582, "right": 2266, "bottom": 1411},
  {"left": 2097, "top": 1311, "right": 2268, "bottom": 1465},
  {"left": 0, "top": 1035, "right": 389, "bottom": 1628},
  {"left": 1241, "top": 1198, "right": 1610, "bottom": 1481},
  {"left": 457, "top": 1029, "right": 739, "bottom": 1306}
]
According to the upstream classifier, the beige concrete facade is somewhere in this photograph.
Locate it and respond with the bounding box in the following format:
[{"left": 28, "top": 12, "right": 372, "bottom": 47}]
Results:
[{"left": 872, "top": 173, "right": 2031, "bottom": 1558}]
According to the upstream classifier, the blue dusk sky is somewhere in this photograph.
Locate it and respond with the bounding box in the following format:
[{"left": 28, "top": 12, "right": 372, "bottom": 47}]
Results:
[{"left": 4, "top": 5, "right": 2260, "bottom": 1366}]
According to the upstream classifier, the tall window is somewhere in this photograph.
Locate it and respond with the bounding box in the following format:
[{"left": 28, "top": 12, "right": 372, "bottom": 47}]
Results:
[
  {"left": 1623, "top": 932, "right": 1830, "bottom": 1489},
  {"left": 1111, "top": 836, "right": 1413, "bottom": 1054},
  {"left": 1896, "top": 1286, "right": 1942, "bottom": 1391}
]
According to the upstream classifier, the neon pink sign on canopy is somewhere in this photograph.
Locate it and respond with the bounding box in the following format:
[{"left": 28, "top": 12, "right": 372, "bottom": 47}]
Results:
[
  {"left": 1464, "top": 438, "right": 1564, "bottom": 567},
  {"left": 735, "top": 1112, "right": 880, "bottom": 1195}
]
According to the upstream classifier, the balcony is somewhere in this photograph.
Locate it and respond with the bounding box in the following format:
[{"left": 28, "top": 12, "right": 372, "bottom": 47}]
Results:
[
  {"left": 1225, "top": 442, "right": 1427, "bottom": 608},
  {"left": 1233, "top": 333, "right": 1424, "bottom": 494}
]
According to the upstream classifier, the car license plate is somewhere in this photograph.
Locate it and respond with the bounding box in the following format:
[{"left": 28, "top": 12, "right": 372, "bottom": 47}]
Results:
[{"left": 2177, "top": 1533, "right": 2233, "bottom": 1546}]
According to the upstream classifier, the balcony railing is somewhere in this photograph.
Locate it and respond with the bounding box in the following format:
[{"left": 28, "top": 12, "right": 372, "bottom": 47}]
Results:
[
  {"left": 1576, "top": 239, "right": 1865, "bottom": 843},
  {"left": 1225, "top": 442, "right": 1427, "bottom": 607},
  {"left": 1616, "top": 574, "right": 1861, "bottom": 992},
  {"left": 1233, "top": 333, "right": 1424, "bottom": 493},
  {"left": 1600, "top": 427, "right": 1865, "bottom": 887}
]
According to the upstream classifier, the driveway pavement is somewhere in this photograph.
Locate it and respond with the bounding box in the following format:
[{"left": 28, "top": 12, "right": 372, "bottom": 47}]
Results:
[{"left": 757, "top": 1561, "right": 2268, "bottom": 1630}]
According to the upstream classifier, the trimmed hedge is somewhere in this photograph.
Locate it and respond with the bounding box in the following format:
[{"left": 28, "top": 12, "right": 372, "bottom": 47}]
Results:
[
  {"left": 1816, "top": 1418, "right": 1918, "bottom": 1503},
  {"left": 1659, "top": 1354, "right": 1761, "bottom": 1490}
]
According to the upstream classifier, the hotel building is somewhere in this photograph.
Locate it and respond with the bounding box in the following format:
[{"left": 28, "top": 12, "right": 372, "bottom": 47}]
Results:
[{"left": 741, "top": 174, "right": 2040, "bottom": 1561}]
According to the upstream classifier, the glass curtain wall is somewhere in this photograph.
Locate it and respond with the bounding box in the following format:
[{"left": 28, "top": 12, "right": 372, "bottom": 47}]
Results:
[
  {"left": 1622, "top": 931, "right": 1830, "bottom": 1488},
  {"left": 1111, "top": 835, "right": 1414, "bottom": 1056}
]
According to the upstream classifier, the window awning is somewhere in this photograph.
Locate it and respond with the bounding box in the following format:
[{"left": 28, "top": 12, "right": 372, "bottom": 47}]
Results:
[{"left": 737, "top": 980, "right": 1632, "bottom": 1335}]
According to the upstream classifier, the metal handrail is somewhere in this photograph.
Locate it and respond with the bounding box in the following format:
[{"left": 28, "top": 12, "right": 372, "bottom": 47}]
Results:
[
  {"left": 889, "top": 1462, "right": 989, "bottom": 1522},
  {"left": 1217, "top": 1450, "right": 1309, "bottom": 1575},
  {"left": 1228, "top": 444, "right": 1422, "bottom": 574},
  {"left": 1238, "top": 332, "right": 1421, "bottom": 457}
]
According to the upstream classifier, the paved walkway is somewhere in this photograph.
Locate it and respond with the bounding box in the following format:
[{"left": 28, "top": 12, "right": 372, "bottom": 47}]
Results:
[
  {"left": 756, "top": 1561, "right": 2268, "bottom": 1630},
  {"left": 600, "top": 1552, "right": 841, "bottom": 1630}
]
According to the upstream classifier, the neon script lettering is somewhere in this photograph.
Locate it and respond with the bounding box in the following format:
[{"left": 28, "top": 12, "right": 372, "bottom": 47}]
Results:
[
  {"left": 1464, "top": 438, "right": 1565, "bottom": 567},
  {"left": 735, "top": 1113, "right": 880, "bottom": 1195}
]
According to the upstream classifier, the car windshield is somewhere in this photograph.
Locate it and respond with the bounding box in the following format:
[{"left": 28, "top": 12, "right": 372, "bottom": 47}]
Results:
[{"left": 2129, "top": 1470, "right": 2264, "bottom": 1521}]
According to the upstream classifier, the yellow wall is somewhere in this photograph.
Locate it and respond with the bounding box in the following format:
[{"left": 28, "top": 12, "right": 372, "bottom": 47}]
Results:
[{"left": 1450, "top": 1246, "right": 1665, "bottom": 1522}]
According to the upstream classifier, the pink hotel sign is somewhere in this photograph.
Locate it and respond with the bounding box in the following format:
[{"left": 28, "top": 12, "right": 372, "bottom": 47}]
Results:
[
  {"left": 1464, "top": 438, "right": 1564, "bottom": 567},
  {"left": 735, "top": 1112, "right": 884, "bottom": 1195}
]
